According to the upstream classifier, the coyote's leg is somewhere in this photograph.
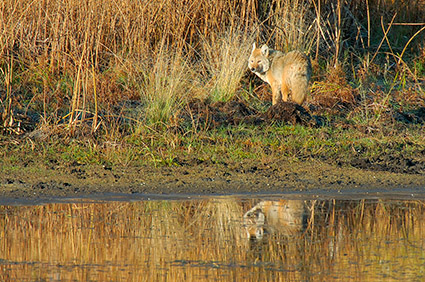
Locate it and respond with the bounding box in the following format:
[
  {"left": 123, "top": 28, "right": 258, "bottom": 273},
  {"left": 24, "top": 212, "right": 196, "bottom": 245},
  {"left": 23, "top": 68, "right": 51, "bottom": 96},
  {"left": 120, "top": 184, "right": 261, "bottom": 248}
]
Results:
[
  {"left": 291, "top": 78, "right": 309, "bottom": 105},
  {"left": 281, "top": 83, "right": 289, "bottom": 102},
  {"left": 271, "top": 84, "right": 282, "bottom": 105}
]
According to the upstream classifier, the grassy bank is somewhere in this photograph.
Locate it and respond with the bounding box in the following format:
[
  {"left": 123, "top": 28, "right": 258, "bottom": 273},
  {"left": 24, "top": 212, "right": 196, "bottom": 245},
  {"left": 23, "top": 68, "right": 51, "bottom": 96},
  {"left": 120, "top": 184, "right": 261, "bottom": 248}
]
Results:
[
  {"left": 1, "top": 0, "right": 424, "bottom": 175},
  {"left": 2, "top": 119, "right": 424, "bottom": 176}
]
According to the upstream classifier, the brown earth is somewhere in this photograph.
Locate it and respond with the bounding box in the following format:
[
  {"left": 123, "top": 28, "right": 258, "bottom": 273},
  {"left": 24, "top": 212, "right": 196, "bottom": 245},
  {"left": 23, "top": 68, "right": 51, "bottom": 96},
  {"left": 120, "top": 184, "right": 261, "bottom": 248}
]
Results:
[
  {"left": 177, "top": 99, "right": 321, "bottom": 128},
  {"left": 1, "top": 157, "right": 425, "bottom": 203}
]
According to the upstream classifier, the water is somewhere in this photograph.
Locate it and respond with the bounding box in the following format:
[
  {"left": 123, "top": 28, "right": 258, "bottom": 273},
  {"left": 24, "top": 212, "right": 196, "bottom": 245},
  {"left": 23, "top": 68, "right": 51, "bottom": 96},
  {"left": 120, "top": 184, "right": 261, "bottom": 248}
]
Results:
[{"left": 1, "top": 194, "right": 425, "bottom": 281}]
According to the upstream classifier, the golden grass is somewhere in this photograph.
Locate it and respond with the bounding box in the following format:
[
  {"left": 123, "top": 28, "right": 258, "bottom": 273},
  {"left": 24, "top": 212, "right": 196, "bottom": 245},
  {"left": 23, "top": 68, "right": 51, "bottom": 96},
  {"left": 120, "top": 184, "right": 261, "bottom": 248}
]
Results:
[
  {"left": 0, "top": 0, "right": 258, "bottom": 131},
  {"left": 201, "top": 29, "right": 256, "bottom": 102}
]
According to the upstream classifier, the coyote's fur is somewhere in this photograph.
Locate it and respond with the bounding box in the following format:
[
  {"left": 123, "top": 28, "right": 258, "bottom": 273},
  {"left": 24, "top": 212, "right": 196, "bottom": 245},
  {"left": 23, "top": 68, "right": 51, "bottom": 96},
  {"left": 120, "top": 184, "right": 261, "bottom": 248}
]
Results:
[{"left": 248, "top": 43, "right": 312, "bottom": 105}]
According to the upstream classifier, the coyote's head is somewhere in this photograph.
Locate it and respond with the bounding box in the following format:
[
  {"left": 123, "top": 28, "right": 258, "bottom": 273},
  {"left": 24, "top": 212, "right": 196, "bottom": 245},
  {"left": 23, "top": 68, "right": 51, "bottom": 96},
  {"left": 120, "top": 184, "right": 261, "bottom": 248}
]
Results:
[
  {"left": 248, "top": 43, "right": 270, "bottom": 75},
  {"left": 243, "top": 206, "right": 266, "bottom": 240}
]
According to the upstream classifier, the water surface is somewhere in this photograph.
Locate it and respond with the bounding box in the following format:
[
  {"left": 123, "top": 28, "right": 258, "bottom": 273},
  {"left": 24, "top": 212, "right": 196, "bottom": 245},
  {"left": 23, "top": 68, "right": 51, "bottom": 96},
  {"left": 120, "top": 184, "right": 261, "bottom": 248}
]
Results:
[{"left": 1, "top": 194, "right": 424, "bottom": 281}]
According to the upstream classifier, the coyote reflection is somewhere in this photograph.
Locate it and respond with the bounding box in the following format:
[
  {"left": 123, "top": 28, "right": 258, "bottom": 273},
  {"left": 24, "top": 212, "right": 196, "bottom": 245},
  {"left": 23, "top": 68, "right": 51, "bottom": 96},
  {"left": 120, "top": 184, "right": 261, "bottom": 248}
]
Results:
[{"left": 243, "top": 200, "right": 306, "bottom": 240}]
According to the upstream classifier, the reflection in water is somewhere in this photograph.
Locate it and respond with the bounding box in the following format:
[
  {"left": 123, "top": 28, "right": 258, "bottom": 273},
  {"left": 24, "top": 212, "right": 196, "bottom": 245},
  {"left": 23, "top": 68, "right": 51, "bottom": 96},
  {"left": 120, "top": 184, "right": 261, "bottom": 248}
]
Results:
[
  {"left": 243, "top": 200, "right": 306, "bottom": 239},
  {"left": 0, "top": 197, "right": 425, "bottom": 281}
]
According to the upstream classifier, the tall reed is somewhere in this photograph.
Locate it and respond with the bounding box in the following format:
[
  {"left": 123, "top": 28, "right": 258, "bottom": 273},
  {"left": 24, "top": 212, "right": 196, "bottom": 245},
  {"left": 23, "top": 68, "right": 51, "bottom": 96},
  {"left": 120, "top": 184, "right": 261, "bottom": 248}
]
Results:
[{"left": 268, "top": 0, "right": 317, "bottom": 53}]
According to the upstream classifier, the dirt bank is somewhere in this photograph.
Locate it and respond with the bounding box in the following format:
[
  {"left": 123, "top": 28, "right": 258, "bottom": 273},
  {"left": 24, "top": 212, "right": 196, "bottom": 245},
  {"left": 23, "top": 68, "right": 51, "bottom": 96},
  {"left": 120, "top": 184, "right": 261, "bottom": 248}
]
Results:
[{"left": 1, "top": 157, "right": 424, "bottom": 201}]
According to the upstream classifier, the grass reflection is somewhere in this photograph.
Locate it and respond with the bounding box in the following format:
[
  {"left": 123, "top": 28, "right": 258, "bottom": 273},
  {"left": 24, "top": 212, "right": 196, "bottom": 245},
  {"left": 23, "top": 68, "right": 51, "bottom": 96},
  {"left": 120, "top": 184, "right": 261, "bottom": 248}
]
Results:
[{"left": 0, "top": 198, "right": 424, "bottom": 281}]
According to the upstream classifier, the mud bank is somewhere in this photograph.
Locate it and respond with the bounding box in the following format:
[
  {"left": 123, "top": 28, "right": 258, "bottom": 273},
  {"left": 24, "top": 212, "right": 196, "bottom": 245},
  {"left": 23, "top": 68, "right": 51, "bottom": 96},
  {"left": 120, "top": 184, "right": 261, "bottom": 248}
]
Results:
[{"left": 1, "top": 158, "right": 424, "bottom": 201}]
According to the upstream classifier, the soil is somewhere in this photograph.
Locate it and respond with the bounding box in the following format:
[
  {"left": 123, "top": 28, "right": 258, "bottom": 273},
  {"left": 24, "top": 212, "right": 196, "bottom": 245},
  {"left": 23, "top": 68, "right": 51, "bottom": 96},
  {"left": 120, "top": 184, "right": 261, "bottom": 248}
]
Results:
[
  {"left": 1, "top": 100, "right": 424, "bottom": 203},
  {"left": 178, "top": 99, "right": 321, "bottom": 128},
  {"left": 1, "top": 154, "right": 425, "bottom": 203}
]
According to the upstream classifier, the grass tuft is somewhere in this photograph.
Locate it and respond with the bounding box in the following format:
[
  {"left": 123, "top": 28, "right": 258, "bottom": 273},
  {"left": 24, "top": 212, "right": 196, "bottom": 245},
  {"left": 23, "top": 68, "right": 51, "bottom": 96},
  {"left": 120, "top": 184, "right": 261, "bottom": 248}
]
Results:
[{"left": 201, "top": 29, "right": 256, "bottom": 102}]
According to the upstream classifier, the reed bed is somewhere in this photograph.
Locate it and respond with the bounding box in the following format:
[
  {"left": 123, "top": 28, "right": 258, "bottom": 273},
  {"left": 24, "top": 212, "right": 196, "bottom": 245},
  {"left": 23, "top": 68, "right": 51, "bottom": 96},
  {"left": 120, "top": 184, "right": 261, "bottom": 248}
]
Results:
[
  {"left": 0, "top": 199, "right": 424, "bottom": 281},
  {"left": 0, "top": 0, "right": 259, "bottom": 130},
  {"left": 1, "top": 0, "right": 424, "bottom": 133}
]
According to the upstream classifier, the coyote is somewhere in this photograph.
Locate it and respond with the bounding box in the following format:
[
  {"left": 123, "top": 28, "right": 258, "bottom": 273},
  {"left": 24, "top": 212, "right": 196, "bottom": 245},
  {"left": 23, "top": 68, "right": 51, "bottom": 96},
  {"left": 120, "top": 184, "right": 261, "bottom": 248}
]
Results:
[
  {"left": 243, "top": 200, "right": 306, "bottom": 240},
  {"left": 248, "top": 43, "right": 312, "bottom": 105}
]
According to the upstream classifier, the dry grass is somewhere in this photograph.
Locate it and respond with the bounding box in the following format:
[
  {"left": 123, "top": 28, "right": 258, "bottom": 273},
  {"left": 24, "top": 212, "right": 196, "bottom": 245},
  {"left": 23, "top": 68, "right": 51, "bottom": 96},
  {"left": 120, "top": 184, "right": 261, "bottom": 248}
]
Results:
[
  {"left": 267, "top": 0, "right": 317, "bottom": 53},
  {"left": 0, "top": 0, "right": 424, "bottom": 140},
  {"left": 0, "top": 0, "right": 258, "bottom": 132},
  {"left": 201, "top": 29, "right": 256, "bottom": 102},
  {"left": 310, "top": 64, "right": 358, "bottom": 114},
  {"left": 137, "top": 51, "right": 195, "bottom": 126}
]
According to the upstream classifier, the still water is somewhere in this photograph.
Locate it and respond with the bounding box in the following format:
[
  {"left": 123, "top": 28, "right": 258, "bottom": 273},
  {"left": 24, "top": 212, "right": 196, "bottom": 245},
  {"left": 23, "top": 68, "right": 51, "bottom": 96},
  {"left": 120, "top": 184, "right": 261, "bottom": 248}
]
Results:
[{"left": 1, "top": 194, "right": 424, "bottom": 281}]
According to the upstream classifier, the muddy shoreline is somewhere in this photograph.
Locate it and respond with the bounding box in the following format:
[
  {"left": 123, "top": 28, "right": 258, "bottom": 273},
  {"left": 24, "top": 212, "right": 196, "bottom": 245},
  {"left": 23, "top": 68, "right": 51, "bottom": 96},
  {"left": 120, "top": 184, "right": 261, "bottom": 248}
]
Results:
[
  {"left": 2, "top": 98, "right": 424, "bottom": 204},
  {"left": 1, "top": 158, "right": 424, "bottom": 204}
]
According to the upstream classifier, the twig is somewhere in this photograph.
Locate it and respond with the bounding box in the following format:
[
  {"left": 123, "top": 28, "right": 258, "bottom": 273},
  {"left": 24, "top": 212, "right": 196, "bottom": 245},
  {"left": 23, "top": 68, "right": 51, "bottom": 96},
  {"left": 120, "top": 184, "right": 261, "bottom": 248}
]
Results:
[
  {"left": 370, "top": 13, "right": 397, "bottom": 65},
  {"left": 390, "top": 23, "right": 425, "bottom": 26},
  {"left": 398, "top": 25, "right": 425, "bottom": 65}
]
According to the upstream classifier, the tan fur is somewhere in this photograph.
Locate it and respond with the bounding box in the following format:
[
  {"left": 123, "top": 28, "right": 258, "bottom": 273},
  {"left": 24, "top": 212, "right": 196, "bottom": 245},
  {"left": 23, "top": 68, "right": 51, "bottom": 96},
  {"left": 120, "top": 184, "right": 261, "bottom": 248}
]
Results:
[
  {"left": 248, "top": 43, "right": 312, "bottom": 105},
  {"left": 243, "top": 200, "right": 305, "bottom": 240}
]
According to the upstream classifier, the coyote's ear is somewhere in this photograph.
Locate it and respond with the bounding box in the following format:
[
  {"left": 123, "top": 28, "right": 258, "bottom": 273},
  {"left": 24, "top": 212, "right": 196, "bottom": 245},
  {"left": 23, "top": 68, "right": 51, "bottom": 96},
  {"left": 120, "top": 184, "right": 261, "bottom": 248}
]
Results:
[
  {"left": 252, "top": 42, "right": 256, "bottom": 52},
  {"left": 260, "top": 44, "right": 269, "bottom": 56}
]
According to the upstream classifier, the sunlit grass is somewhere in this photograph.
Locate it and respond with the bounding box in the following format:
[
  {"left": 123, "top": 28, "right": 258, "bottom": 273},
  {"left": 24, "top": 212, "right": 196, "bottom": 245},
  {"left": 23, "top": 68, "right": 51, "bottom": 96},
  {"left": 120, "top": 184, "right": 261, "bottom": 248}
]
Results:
[
  {"left": 201, "top": 29, "right": 256, "bottom": 102},
  {"left": 137, "top": 52, "right": 195, "bottom": 127},
  {"left": 1, "top": 119, "right": 423, "bottom": 171}
]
